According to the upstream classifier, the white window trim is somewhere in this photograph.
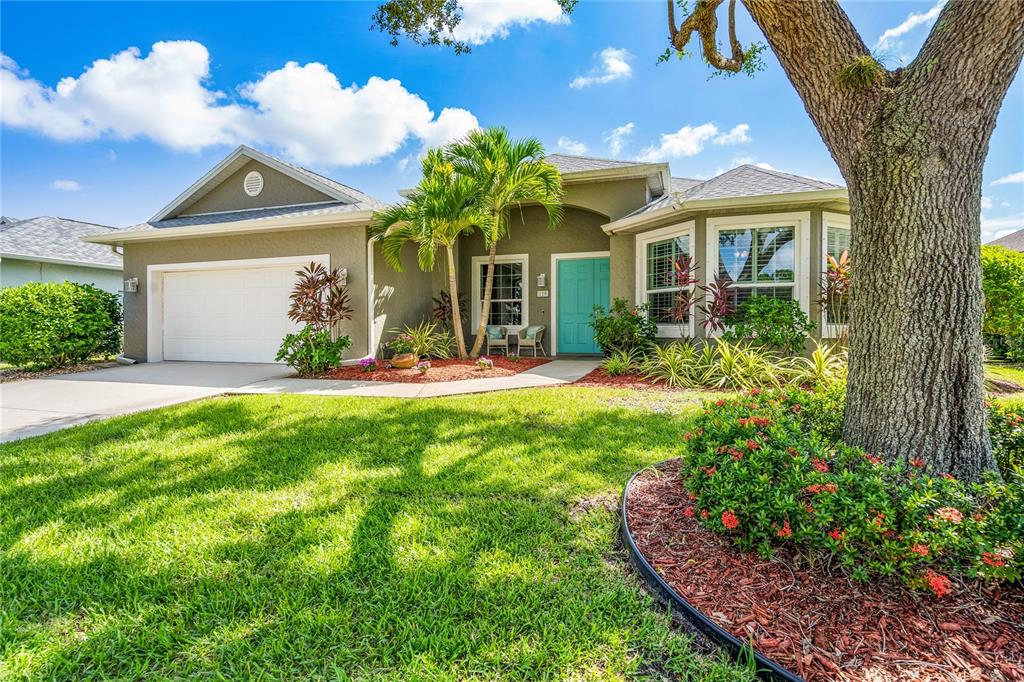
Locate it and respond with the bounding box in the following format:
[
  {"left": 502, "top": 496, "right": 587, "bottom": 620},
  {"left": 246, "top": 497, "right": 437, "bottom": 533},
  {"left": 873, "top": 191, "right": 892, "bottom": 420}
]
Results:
[
  {"left": 471, "top": 253, "right": 529, "bottom": 333},
  {"left": 635, "top": 220, "right": 696, "bottom": 338},
  {"left": 146, "top": 254, "right": 329, "bottom": 363},
  {"left": 821, "top": 211, "right": 851, "bottom": 339},
  {"left": 705, "top": 212, "right": 812, "bottom": 338},
  {"left": 550, "top": 251, "right": 611, "bottom": 356}
]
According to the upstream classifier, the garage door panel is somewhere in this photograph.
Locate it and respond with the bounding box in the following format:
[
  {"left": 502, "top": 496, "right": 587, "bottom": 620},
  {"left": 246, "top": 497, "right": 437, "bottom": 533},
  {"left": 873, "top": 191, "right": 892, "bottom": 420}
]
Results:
[{"left": 161, "top": 264, "right": 303, "bottom": 363}]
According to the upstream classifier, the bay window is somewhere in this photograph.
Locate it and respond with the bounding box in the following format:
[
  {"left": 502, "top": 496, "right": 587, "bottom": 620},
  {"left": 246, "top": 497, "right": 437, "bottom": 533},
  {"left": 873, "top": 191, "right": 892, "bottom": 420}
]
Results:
[
  {"left": 635, "top": 222, "right": 695, "bottom": 336},
  {"left": 822, "top": 213, "right": 851, "bottom": 331},
  {"left": 717, "top": 225, "right": 796, "bottom": 306}
]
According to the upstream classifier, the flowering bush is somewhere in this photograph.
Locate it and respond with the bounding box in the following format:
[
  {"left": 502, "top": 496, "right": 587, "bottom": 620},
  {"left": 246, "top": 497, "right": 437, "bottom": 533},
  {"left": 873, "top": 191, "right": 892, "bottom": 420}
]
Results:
[
  {"left": 359, "top": 358, "right": 378, "bottom": 372},
  {"left": 388, "top": 333, "right": 416, "bottom": 355},
  {"left": 680, "top": 388, "right": 1023, "bottom": 595},
  {"left": 589, "top": 297, "right": 658, "bottom": 354},
  {"left": 414, "top": 360, "right": 431, "bottom": 374},
  {"left": 476, "top": 356, "right": 494, "bottom": 370}
]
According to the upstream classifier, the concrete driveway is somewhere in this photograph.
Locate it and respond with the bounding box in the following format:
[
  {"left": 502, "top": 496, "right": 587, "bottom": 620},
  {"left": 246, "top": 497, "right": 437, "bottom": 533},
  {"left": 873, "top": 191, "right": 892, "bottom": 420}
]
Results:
[{"left": 0, "top": 362, "right": 291, "bottom": 443}]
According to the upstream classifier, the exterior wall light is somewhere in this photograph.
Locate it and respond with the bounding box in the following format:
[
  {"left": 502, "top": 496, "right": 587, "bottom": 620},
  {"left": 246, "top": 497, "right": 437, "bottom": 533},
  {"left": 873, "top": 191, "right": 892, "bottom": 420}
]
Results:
[{"left": 124, "top": 277, "right": 139, "bottom": 293}]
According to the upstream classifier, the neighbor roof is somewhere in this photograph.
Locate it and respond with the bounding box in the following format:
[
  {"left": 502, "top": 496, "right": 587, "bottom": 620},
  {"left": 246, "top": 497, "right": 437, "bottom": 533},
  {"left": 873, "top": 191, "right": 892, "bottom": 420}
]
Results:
[
  {"left": 1, "top": 216, "right": 122, "bottom": 268},
  {"left": 149, "top": 145, "right": 384, "bottom": 223},
  {"left": 988, "top": 227, "right": 1024, "bottom": 252}
]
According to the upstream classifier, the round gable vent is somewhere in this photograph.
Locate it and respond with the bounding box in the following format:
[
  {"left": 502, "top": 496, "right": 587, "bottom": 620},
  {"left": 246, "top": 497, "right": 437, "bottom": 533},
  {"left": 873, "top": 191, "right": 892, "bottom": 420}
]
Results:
[{"left": 243, "top": 171, "right": 264, "bottom": 197}]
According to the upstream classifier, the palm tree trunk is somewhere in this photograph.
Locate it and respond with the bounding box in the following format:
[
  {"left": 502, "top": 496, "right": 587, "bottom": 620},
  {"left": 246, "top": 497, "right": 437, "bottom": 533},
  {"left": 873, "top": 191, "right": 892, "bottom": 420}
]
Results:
[
  {"left": 445, "top": 245, "right": 468, "bottom": 359},
  {"left": 469, "top": 239, "right": 498, "bottom": 357}
]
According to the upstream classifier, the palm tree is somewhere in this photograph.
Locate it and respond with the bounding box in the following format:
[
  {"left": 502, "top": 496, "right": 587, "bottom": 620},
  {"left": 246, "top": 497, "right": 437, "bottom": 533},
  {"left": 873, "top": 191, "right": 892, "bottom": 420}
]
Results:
[
  {"left": 370, "top": 150, "right": 487, "bottom": 359},
  {"left": 446, "top": 128, "right": 564, "bottom": 357}
]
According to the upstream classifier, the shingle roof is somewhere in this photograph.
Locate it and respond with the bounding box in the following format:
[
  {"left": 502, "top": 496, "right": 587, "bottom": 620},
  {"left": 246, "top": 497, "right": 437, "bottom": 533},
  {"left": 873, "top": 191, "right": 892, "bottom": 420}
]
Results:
[
  {"left": 0, "top": 216, "right": 122, "bottom": 267},
  {"left": 545, "top": 154, "right": 655, "bottom": 174},
  {"left": 128, "top": 201, "right": 370, "bottom": 231},
  {"left": 268, "top": 153, "right": 386, "bottom": 209},
  {"left": 620, "top": 166, "right": 844, "bottom": 220},
  {"left": 681, "top": 165, "right": 843, "bottom": 201},
  {"left": 988, "top": 228, "right": 1024, "bottom": 252},
  {"left": 0, "top": 216, "right": 20, "bottom": 225}
]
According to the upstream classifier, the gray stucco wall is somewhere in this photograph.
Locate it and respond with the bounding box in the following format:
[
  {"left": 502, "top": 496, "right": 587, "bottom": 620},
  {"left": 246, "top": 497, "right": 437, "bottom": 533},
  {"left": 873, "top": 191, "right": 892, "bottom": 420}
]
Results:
[
  {"left": 0, "top": 257, "right": 123, "bottom": 294},
  {"left": 372, "top": 242, "right": 436, "bottom": 356},
  {"left": 121, "top": 225, "right": 370, "bottom": 361},
  {"left": 455, "top": 205, "right": 610, "bottom": 345},
  {"left": 564, "top": 178, "right": 651, "bottom": 221},
  {"left": 180, "top": 160, "right": 334, "bottom": 216}
]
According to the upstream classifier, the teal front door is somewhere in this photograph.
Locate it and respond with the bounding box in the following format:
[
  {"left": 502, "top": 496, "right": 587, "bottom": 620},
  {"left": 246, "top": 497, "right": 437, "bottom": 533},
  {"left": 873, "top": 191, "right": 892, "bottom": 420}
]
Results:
[{"left": 557, "top": 257, "right": 610, "bottom": 354}]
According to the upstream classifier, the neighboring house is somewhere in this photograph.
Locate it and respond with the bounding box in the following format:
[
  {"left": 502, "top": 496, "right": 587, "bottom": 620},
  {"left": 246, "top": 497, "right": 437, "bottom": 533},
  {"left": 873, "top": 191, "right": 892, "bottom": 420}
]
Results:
[
  {"left": 84, "top": 145, "right": 850, "bottom": 364},
  {"left": 1, "top": 216, "right": 123, "bottom": 293},
  {"left": 987, "top": 228, "right": 1024, "bottom": 252}
]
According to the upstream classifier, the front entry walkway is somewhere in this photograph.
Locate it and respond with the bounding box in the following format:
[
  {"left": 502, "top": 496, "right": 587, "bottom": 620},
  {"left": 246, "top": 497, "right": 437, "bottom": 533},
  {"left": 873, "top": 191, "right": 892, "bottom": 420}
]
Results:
[
  {"left": 232, "top": 359, "right": 601, "bottom": 399},
  {"left": 1, "top": 362, "right": 290, "bottom": 442}
]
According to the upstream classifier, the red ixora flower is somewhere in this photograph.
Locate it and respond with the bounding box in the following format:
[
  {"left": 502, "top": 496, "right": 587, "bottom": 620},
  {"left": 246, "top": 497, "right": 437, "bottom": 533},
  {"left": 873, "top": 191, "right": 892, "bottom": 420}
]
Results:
[
  {"left": 721, "top": 510, "right": 740, "bottom": 530},
  {"left": 700, "top": 509, "right": 709, "bottom": 519},
  {"left": 981, "top": 551, "right": 1006, "bottom": 568},
  {"left": 683, "top": 506, "right": 695, "bottom": 518},
  {"left": 924, "top": 570, "right": 952, "bottom": 598},
  {"left": 910, "top": 543, "right": 929, "bottom": 557},
  {"left": 910, "top": 457, "right": 925, "bottom": 468},
  {"left": 935, "top": 507, "right": 963, "bottom": 524},
  {"left": 686, "top": 491, "right": 697, "bottom": 501},
  {"left": 776, "top": 520, "right": 793, "bottom": 538},
  {"left": 811, "top": 457, "right": 829, "bottom": 473},
  {"left": 942, "top": 473, "right": 956, "bottom": 481},
  {"left": 864, "top": 452, "right": 882, "bottom": 465},
  {"left": 829, "top": 528, "right": 844, "bottom": 542},
  {"left": 749, "top": 387, "right": 762, "bottom": 396},
  {"left": 702, "top": 466, "right": 717, "bottom": 477},
  {"left": 684, "top": 432, "right": 694, "bottom": 442},
  {"left": 805, "top": 483, "right": 838, "bottom": 495},
  {"left": 715, "top": 399, "right": 726, "bottom": 407},
  {"left": 746, "top": 439, "right": 761, "bottom": 451},
  {"left": 791, "top": 404, "right": 802, "bottom": 413}
]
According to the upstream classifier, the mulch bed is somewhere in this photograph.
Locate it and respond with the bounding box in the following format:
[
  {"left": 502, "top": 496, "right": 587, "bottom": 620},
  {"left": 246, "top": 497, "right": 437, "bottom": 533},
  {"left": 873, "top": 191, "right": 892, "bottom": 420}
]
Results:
[
  {"left": 575, "top": 368, "right": 676, "bottom": 391},
  {"left": 0, "top": 360, "right": 119, "bottom": 383},
  {"left": 626, "top": 459, "right": 1024, "bottom": 682},
  {"left": 319, "top": 357, "right": 549, "bottom": 383}
]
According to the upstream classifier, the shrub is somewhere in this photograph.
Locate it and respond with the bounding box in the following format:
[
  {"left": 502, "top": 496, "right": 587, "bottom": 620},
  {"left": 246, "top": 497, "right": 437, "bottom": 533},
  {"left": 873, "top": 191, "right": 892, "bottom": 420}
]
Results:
[
  {"left": 681, "top": 388, "right": 1022, "bottom": 593},
  {"left": 276, "top": 326, "right": 351, "bottom": 374},
  {"left": 981, "top": 246, "right": 1024, "bottom": 343},
  {"left": 641, "top": 342, "right": 710, "bottom": 388},
  {"left": 590, "top": 298, "right": 658, "bottom": 353},
  {"left": 789, "top": 340, "right": 847, "bottom": 388},
  {"left": 0, "top": 281, "right": 121, "bottom": 368},
  {"left": 389, "top": 321, "right": 453, "bottom": 359},
  {"left": 989, "top": 401, "right": 1024, "bottom": 475},
  {"left": 387, "top": 333, "right": 415, "bottom": 355},
  {"left": 601, "top": 348, "right": 641, "bottom": 376},
  {"left": 722, "top": 297, "right": 815, "bottom": 355}
]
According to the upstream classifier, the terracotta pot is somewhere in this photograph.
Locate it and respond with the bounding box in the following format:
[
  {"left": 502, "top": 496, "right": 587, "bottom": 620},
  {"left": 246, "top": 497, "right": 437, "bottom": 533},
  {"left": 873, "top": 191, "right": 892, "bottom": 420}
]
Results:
[{"left": 391, "top": 353, "right": 419, "bottom": 369}]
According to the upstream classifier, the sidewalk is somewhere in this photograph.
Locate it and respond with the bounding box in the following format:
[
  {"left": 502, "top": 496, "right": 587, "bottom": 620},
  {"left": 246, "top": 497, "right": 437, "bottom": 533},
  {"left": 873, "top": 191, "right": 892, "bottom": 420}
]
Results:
[{"left": 230, "top": 359, "right": 601, "bottom": 399}]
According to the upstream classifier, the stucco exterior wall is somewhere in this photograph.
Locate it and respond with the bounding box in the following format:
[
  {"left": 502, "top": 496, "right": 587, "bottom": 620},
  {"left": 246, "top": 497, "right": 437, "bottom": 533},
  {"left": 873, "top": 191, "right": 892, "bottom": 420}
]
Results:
[
  {"left": 180, "top": 160, "right": 334, "bottom": 216},
  {"left": 0, "top": 257, "right": 123, "bottom": 293},
  {"left": 372, "top": 242, "right": 435, "bottom": 356},
  {"left": 121, "top": 225, "right": 370, "bottom": 361},
  {"left": 455, "top": 205, "right": 610, "bottom": 342},
  {"left": 563, "top": 178, "right": 650, "bottom": 221}
]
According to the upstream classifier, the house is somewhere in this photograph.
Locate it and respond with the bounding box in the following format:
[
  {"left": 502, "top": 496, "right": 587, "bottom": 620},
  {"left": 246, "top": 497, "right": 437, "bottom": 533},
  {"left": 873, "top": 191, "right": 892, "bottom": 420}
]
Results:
[
  {"left": 987, "top": 228, "right": 1024, "bottom": 252},
  {"left": 84, "top": 145, "right": 850, "bottom": 363},
  {"left": 1, "top": 216, "right": 123, "bottom": 293}
]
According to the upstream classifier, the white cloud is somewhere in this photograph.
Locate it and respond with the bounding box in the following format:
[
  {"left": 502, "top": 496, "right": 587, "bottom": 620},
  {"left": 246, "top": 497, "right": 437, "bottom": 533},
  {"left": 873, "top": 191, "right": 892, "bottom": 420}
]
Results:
[
  {"left": 731, "top": 155, "right": 756, "bottom": 166},
  {"left": 981, "top": 196, "right": 993, "bottom": 210},
  {"left": 604, "top": 122, "right": 634, "bottom": 157},
  {"left": 714, "top": 124, "right": 751, "bottom": 145},
  {"left": 569, "top": 47, "right": 633, "bottom": 89},
  {"left": 1, "top": 41, "right": 479, "bottom": 166},
  {"left": 453, "top": 0, "right": 568, "bottom": 46},
  {"left": 874, "top": 0, "right": 946, "bottom": 54},
  {"left": 992, "top": 171, "right": 1024, "bottom": 185},
  {"left": 1002, "top": 201, "right": 1012, "bottom": 208},
  {"left": 982, "top": 213, "right": 1024, "bottom": 244},
  {"left": 51, "top": 179, "right": 80, "bottom": 191},
  {"left": 637, "top": 122, "right": 750, "bottom": 162},
  {"left": 556, "top": 136, "right": 587, "bottom": 155}
]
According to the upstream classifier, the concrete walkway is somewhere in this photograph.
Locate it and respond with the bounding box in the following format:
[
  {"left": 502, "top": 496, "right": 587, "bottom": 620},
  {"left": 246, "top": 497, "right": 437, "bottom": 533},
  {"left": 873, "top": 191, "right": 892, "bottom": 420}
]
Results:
[
  {"left": 231, "top": 359, "right": 601, "bottom": 399},
  {"left": 1, "top": 362, "right": 290, "bottom": 443}
]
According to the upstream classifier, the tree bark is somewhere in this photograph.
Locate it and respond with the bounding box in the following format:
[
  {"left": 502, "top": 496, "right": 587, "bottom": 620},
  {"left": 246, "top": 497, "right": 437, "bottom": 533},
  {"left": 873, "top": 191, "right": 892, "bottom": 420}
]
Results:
[
  {"left": 734, "top": 0, "right": 1024, "bottom": 480},
  {"left": 446, "top": 245, "right": 468, "bottom": 359},
  {"left": 469, "top": 240, "right": 498, "bottom": 357}
]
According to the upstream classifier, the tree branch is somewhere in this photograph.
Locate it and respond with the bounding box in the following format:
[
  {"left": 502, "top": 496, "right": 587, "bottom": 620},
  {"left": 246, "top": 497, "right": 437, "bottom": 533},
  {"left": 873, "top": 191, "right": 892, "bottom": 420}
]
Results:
[{"left": 668, "top": 0, "right": 746, "bottom": 72}]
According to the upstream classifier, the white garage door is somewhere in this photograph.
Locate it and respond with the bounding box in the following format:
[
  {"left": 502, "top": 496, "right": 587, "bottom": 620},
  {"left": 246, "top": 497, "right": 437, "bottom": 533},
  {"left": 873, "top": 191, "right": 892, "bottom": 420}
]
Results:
[{"left": 162, "top": 265, "right": 300, "bottom": 362}]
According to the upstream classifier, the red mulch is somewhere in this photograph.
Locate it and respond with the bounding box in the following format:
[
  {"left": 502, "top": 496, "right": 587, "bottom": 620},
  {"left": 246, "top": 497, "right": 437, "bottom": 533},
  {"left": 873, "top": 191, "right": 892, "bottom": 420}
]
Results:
[
  {"left": 626, "top": 460, "right": 1024, "bottom": 682},
  {"left": 319, "top": 357, "right": 549, "bottom": 383},
  {"left": 574, "top": 368, "right": 672, "bottom": 391}
]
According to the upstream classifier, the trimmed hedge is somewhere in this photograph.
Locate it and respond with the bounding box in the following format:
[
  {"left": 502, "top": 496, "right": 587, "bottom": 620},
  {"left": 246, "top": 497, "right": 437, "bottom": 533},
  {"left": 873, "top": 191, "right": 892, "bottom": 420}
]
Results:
[
  {"left": 0, "top": 281, "right": 121, "bottom": 368},
  {"left": 981, "top": 245, "right": 1024, "bottom": 360}
]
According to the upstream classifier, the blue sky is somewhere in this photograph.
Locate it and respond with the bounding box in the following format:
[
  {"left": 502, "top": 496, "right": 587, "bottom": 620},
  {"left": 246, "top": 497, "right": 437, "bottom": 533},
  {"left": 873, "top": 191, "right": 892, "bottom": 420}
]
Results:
[{"left": 1, "top": 1, "right": 1021, "bottom": 241}]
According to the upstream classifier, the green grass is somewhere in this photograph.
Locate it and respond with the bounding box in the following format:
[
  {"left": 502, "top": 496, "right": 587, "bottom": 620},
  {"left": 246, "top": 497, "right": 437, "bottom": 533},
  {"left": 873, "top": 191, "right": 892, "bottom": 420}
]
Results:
[
  {"left": 986, "top": 362, "right": 1024, "bottom": 393},
  {"left": 0, "top": 388, "right": 751, "bottom": 681}
]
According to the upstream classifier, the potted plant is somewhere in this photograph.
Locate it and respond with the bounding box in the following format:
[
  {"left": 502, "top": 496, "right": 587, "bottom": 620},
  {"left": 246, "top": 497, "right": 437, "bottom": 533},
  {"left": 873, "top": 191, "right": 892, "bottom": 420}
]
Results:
[{"left": 388, "top": 333, "right": 418, "bottom": 368}]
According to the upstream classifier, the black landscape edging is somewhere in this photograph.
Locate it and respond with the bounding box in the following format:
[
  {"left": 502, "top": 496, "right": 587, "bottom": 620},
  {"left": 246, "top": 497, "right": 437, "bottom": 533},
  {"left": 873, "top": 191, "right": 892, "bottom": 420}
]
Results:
[{"left": 620, "top": 461, "right": 804, "bottom": 682}]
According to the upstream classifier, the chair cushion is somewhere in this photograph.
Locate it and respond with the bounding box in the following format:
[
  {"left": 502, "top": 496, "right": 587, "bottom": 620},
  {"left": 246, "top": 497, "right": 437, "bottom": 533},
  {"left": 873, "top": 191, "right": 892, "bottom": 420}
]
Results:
[
  {"left": 524, "top": 325, "right": 544, "bottom": 341},
  {"left": 486, "top": 325, "right": 505, "bottom": 340}
]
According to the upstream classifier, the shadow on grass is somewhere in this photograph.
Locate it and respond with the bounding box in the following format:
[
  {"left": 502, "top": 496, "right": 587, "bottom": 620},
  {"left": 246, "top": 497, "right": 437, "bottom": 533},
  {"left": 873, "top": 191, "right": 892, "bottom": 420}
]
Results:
[{"left": 0, "top": 389, "right": 747, "bottom": 680}]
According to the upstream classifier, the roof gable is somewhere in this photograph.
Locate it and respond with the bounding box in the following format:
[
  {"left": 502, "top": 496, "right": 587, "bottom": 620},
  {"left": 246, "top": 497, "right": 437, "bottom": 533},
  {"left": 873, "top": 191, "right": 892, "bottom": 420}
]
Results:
[
  {"left": 150, "top": 145, "right": 383, "bottom": 222},
  {"left": 0, "top": 216, "right": 122, "bottom": 268},
  {"left": 681, "top": 165, "right": 843, "bottom": 201},
  {"left": 988, "top": 228, "right": 1024, "bottom": 252}
]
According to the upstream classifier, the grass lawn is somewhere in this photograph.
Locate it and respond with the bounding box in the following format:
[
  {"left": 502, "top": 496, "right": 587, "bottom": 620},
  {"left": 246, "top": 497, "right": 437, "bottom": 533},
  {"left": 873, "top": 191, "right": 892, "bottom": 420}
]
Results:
[
  {"left": 986, "top": 362, "right": 1024, "bottom": 394},
  {"left": 0, "top": 388, "right": 752, "bottom": 681}
]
